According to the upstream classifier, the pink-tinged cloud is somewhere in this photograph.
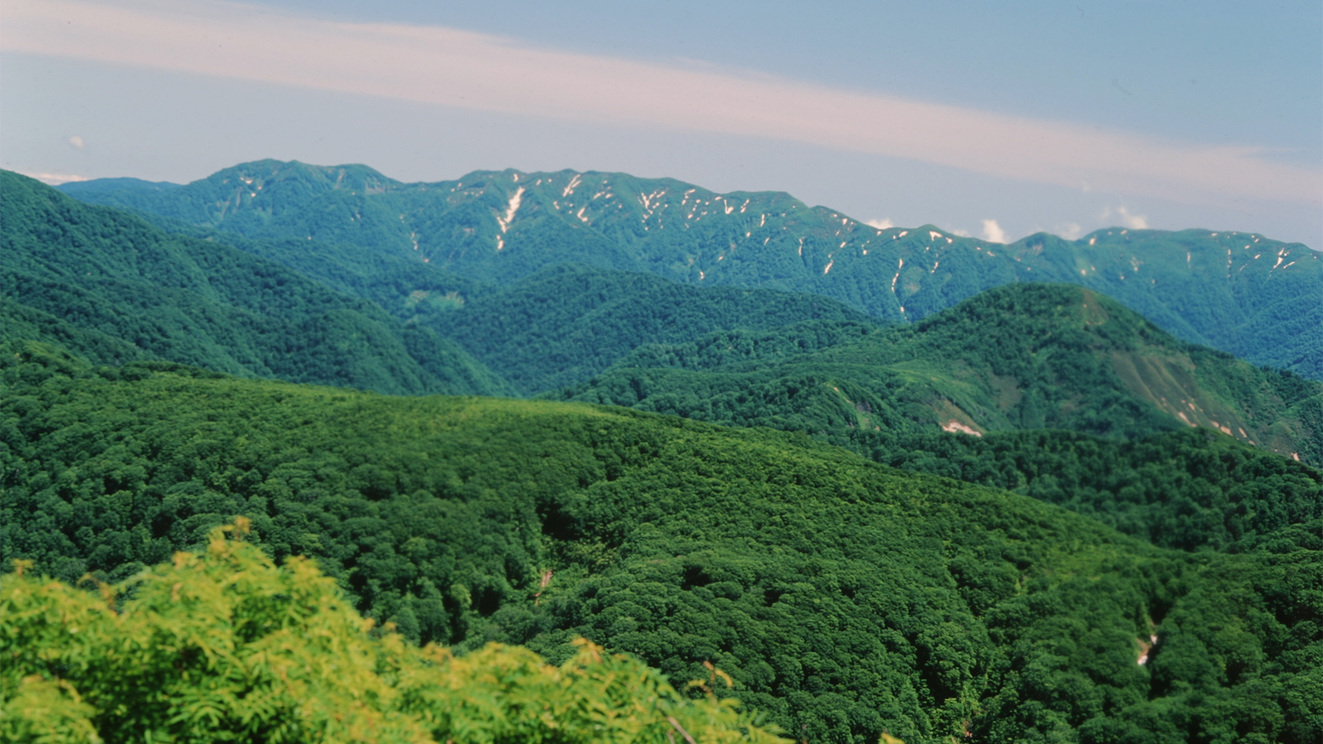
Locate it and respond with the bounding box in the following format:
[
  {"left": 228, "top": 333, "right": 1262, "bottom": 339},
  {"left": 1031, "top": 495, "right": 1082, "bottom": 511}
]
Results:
[
  {"left": 20, "top": 171, "right": 88, "bottom": 185},
  {"left": 4, "top": 0, "right": 1318, "bottom": 207}
]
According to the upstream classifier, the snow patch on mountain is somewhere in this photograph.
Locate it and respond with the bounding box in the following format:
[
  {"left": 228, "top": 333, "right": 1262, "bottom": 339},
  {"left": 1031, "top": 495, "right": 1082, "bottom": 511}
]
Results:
[
  {"left": 496, "top": 187, "right": 524, "bottom": 233},
  {"left": 562, "top": 174, "right": 581, "bottom": 198}
]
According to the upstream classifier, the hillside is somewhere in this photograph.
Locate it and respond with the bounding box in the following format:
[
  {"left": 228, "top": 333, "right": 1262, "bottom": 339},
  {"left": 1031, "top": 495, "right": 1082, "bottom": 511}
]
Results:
[
  {"left": 63, "top": 159, "right": 1323, "bottom": 379},
  {"left": 432, "top": 264, "right": 879, "bottom": 394},
  {"left": 1, "top": 170, "right": 509, "bottom": 397},
  {"left": 560, "top": 283, "right": 1323, "bottom": 466},
  {"left": 2, "top": 343, "right": 1320, "bottom": 743},
  {"left": 11, "top": 170, "right": 884, "bottom": 398}
]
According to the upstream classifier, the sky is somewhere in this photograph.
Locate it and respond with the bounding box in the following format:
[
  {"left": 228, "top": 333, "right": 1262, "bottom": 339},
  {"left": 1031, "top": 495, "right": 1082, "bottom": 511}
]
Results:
[{"left": 3, "top": 0, "right": 1320, "bottom": 247}]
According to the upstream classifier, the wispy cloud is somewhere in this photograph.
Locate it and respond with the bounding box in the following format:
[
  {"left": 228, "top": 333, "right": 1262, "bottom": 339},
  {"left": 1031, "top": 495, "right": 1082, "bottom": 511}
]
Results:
[
  {"left": 1058, "top": 223, "right": 1083, "bottom": 240},
  {"left": 4, "top": 0, "right": 1318, "bottom": 207},
  {"left": 865, "top": 218, "right": 894, "bottom": 230},
  {"left": 21, "top": 171, "right": 88, "bottom": 185},
  {"left": 68, "top": 135, "right": 85, "bottom": 149},
  {"left": 1117, "top": 207, "right": 1148, "bottom": 230}
]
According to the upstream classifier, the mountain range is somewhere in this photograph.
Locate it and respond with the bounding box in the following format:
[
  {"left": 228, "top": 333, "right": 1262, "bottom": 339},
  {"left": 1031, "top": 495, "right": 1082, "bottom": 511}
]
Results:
[
  {"left": 62, "top": 159, "right": 1323, "bottom": 378},
  {"left": 30, "top": 162, "right": 1323, "bottom": 466},
  {"left": 1, "top": 170, "right": 506, "bottom": 397},
  {"left": 4, "top": 161, "right": 1322, "bottom": 743}
]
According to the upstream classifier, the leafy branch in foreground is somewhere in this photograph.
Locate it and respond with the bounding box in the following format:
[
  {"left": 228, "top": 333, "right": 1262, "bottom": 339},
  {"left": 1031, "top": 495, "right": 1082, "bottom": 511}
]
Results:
[{"left": 1, "top": 519, "right": 784, "bottom": 743}]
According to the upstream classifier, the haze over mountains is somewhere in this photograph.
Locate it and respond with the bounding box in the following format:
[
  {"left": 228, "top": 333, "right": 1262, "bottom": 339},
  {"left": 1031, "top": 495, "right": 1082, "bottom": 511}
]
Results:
[{"left": 4, "top": 161, "right": 1322, "bottom": 743}]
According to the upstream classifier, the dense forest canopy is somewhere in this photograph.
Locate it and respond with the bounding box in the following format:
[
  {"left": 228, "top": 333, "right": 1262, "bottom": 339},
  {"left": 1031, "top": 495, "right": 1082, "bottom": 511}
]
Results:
[
  {"left": 431, "top": 264, "right": 878, "bottom": 395},
  {"left": 2, "top": 345, "right": 1319, "bottom": 742}
]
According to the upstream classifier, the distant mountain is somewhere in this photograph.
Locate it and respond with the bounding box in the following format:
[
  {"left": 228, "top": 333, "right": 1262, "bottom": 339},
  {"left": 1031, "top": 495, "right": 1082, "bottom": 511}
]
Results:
[
  {"left": 1, "top": 171, "right": 509, "bottom": 396},
  {"left": 58, "top": 176, "right": 180, "bottom": 199},
  {"left": 9, "top": 169, "right": 884, "bottom": 397},
  {"left": 557, "top": 283, "right": 1323, "bottom": 467},
  {"left": 26, "top": 165, "right": 1323, "bottom": 463},
  {"left": 63, "top": 159, "right": 1323, "bottom": 378}
]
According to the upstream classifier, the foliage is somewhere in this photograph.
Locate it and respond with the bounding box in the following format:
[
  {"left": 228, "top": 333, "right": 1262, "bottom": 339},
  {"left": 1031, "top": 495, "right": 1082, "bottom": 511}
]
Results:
[
  {"left": 3, "top": 349, "right": 1320, "bottom": 742},
  {"left": 1, "top": 521, "right": 783, "bottom": 743},
  {"left": 861, "top": 427, "right": 1323, "bottom": 553}
]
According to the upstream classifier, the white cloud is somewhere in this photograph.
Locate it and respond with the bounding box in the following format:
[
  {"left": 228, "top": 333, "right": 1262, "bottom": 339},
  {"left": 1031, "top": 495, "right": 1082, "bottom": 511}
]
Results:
[
  {"left": 1103, "top": 206, "right": 1149, "bottom": 230},
  {"left": 865, "top": 218, "right": 894, "bottom": 230},
  {"left": 68, "top": 135, "right": 85, "bottom": 149},
  {"left": 980, "top": 219, "right": 1007, "bottom": 243},
  {"left": 1117, "top": 207, "right": 1148, "bottom": 230},
  {"left": 3, "top": 0, "right": 1318, "bottom": 207}
]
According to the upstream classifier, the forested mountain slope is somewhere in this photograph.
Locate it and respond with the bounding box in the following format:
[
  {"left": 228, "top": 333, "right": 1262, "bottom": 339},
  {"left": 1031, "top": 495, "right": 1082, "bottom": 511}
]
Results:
[
  {"left": 7, "top": 169, "right": 885, "bottom": 398},
  {"left": 431, "top": 264, "right": 879, "bottom": 394},
  {"left": 63, "top": 159, "right": 1323, "bottom": 378},
  {"left": 561, "top": 283, "right": 1323, "bottom": 466},
  {"left": 1, "top": 171, "right": 509, "bottom": 397},
  {"left": 2, "top": 343, "right": 1319, "bottom": 743}
]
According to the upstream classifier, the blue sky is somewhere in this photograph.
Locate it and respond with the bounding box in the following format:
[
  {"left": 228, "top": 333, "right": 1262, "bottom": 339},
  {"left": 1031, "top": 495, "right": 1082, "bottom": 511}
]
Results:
[{"left": 3, "top": 0, "right": 1320, "bottom": 246}]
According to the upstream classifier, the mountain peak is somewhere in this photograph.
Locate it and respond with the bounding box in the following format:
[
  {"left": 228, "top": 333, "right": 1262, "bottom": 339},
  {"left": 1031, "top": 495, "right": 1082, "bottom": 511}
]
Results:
[{"left": 202, "top": 159, "right": 399, "bottom": 195}]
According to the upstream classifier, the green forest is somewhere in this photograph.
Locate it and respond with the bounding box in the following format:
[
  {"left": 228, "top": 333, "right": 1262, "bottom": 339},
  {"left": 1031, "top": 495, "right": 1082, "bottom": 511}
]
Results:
[
  {"left": 4, "top": 165, "right": 1323, "bottom": 742},
  {"left": 3, "top": 342, "right": 1320, "bottom": 742},
  {"left": 1, "top": 170, "right": 508, "bottom": 397}
]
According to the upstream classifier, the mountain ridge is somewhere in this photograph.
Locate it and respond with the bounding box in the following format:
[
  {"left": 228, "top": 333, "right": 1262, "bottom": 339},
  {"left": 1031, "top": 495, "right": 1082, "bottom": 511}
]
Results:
[
  {"left": 62, "top": 160, "right": 1323, "bottom": 378},
  {"left": 18, "top": 166, "right": 1322, "bottom": 464},
  {"left": 559, "top": 282, "right": 1323, "bottom": 466},
  {"left": 1, "top": 170, "right": 510, "bottom": 397}
]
